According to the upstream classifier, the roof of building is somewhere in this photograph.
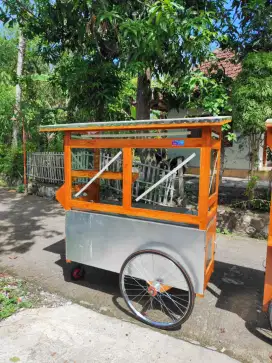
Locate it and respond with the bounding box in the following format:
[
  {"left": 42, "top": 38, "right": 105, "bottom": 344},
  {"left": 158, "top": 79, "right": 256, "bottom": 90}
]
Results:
[{"left": 199, "top": 49, "right": 242, "bottom": 79}]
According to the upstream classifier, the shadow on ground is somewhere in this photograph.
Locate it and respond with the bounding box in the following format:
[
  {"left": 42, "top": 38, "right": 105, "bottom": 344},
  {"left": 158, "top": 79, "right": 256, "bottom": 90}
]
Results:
[
  {"left": 45, "top": 238, "right": 271, "bottom": 342},
  {"left": 0, "top": 189, "right": 63, "bottom": 256},
  {"left": 209, "top": 261, "right": 271, "bottom": 344}
]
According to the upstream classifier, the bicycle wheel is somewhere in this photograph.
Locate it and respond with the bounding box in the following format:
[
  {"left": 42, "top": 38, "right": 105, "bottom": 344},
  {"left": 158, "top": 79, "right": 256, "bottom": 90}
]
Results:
[{"left": 119, "top": 249, "right": 195, "bottom": 329}]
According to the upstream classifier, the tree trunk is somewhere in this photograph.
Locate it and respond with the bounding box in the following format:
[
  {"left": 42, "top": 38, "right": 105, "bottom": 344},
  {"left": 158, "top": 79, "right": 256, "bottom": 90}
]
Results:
[
  {"left": 95, "top": 100, "right": 105, "bottom": 122},
  {"left": 136, "top": 69, "right": 152, "bottom": 163},
  {"left": 12, "top": 30, "right": 26, "bottom": 147},
  {"left": 136, "top": 69, "right": 151, "bottom": 120}
]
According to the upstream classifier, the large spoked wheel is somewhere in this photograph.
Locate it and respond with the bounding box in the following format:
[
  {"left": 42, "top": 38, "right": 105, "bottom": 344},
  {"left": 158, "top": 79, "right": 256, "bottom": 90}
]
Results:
[{"left": 119, "top": 249, "right": 195, "bottom": 330}]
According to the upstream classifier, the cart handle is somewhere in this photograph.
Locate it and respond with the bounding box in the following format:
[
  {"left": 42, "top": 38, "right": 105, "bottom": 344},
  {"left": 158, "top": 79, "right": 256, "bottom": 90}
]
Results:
[
  {"left": 74, "top": 151, "right": 122, "bottom": 198},
  {"left": 136, "top": 153, "right": 196, "bottom": 202}
]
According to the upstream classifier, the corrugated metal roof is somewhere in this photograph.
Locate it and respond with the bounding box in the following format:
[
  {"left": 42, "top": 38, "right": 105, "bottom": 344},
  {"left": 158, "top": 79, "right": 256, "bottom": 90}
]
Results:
[{"left": 40, "top": 116, "right": 231, "bottom": 132}]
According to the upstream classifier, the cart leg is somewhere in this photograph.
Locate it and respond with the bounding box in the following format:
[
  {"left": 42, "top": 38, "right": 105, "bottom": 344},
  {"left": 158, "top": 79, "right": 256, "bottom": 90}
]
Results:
[{"left": 263, "top": 245, "right": 272, "bottom": 311}]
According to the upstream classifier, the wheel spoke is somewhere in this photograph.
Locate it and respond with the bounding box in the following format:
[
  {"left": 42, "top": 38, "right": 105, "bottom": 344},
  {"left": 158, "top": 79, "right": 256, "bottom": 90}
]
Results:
[
  {"left": 131, "top": 290, "right": 149, "bottom": 302},
  {"left": 155, "top": 294, "right": 177, "bottom": 322},
  {"left": 126, "top": 259, "right": 149, "bottom": 283},
  {"left": 140, "top": 296, "right": 152, "bottom": 313},
  {"left": 126, "top": 288, "right": 145, "bottom": 291},
  {"left": 124, "top": 274, "right": 147, "bottom": 290},
  {"left": 137, "top": 292, "right": 149, "bottom": 305},
  {"left": 160, "top": 286, "right": 187, "bottom": 313},
  {"left": 124, "top": 281, "right": 145, "bottom": 288},
  {"left": 136, "top": 256, "right": 153, "bottom": 282},
  {"left": 167, "top": 293, "right": 189, "bottom": 304}
]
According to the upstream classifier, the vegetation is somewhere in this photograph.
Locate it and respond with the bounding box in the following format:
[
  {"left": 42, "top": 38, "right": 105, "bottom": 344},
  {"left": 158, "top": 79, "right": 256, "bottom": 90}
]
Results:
[
  {"left": 0, "top": 274, "right": 32, "bottom": 320},
  {"left": 0, "top": 0, "right": 270, "bottom": 191},
  {"left": 229, "top": 0, "right": 272, "bottom": 54},
  {"left": 232, "top": 52, "right": 272, "bottom": 174}
]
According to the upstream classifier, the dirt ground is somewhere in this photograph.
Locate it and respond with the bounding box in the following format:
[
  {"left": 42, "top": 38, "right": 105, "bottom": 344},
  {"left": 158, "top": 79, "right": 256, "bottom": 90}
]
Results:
[{"left": 0, "top": 188, "right": 271, "bottom": 363}]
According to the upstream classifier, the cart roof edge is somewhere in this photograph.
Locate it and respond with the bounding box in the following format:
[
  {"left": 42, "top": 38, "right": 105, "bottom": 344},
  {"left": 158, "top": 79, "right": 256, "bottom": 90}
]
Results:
[{"left": 39, "top": 116, "right": 232, "bottom": 132}]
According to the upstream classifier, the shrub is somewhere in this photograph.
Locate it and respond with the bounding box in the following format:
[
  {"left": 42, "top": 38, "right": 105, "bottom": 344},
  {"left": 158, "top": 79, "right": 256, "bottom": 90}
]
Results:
[{"left": 0, "top": 145, "right": 23, "bottom": 185}]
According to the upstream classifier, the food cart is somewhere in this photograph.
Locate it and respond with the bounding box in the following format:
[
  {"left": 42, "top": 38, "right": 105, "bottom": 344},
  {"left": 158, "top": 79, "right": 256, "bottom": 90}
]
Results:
[
  {"left": 40, "top": 116, "right": 231, "bottom": 329},
  {"left": 263, "top": 119, "right": 272, "bottom": 325}
]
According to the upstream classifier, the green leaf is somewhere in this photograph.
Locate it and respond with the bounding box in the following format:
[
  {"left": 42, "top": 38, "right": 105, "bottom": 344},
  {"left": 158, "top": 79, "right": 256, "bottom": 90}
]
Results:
[{"left": 156, "top": 11, "right": 162, "bottom": 25}]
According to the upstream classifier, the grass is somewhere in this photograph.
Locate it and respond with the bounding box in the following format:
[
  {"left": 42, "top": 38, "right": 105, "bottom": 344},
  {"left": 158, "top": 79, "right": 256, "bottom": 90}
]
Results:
[
  {"left": 0, "top": 274, "right": 32, "bottom": 320},
  {"left": 216, "top": 227, "right": 232, "bottom": 235}
]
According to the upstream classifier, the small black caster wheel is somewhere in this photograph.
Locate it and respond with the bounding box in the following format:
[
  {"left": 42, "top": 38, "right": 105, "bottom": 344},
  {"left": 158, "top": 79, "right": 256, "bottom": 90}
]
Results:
[{"left": 71, "top": 265, "right": 85, "bottom": 281}]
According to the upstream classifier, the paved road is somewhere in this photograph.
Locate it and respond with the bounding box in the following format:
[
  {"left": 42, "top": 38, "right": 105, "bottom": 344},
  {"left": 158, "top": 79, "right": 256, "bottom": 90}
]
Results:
[
  {"left": 0, "top": 304, "right": 239, "bottom": 363},
  {"left": 0, "top": 189, "right": 271, "bottom": 363}
]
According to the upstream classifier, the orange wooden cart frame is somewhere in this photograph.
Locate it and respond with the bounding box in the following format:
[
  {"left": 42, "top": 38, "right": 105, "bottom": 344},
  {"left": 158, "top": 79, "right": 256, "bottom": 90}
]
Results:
[
  {"left": 40, "top": 117, "right": 231, "bottom": 294},
  {"left": 263, "top": 120, "right": 272, "bottom": 311}
]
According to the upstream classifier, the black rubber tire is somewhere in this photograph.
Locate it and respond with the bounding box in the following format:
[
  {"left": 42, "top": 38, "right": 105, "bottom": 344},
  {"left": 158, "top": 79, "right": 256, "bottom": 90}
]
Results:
[{"left": 119, "top": 249, "right": 195, "bottom": 330}]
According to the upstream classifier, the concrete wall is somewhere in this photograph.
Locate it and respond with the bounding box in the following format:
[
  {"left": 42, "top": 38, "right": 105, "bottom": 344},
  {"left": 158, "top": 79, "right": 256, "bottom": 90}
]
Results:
[{"left": 167, "top": 109, "right": 252, "bottom": 171}]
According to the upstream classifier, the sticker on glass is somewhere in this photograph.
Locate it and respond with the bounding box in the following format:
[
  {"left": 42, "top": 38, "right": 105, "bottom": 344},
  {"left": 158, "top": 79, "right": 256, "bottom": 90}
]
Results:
[{"left": 172, "top": 140, "right": 185, "bottom": 146}]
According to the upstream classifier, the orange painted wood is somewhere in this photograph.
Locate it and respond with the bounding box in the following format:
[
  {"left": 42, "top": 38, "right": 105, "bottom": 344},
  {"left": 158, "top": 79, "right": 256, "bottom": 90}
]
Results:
[
  {"left": 63, "top": 132, "right": 72, "bottom": 210},
  {"left": 263, "top": 193, "right": 272, "bottom": 310},
  {"left": 215, "top": 142, "right": 221, "bottom": 198},
  {"left": 123, "top": 148, "right": 132, "bottom": 209},
  {"left": 208, "top": 193, "right": 217, "bottom": 207},
  {"left": 208, "top": 205, "right": 217, "bottom": 223},
  {"left": 264, "top": 124, "right": 272, "bottom": 310},
  {"left": 71, "top": 170, "right": 139, "bottom": 182},
  {"left": 93, "top": 149, "right": 101, "bottom": 202},
  {"left": 263, "top": 245, "right": 272, "bottom": 311},
  {"left": 205, "top": 147, "right": 220, "bottom": 234},
  {"left": 94, "top": 148, "right": 100, "bottom": 169},
  {"left": 267, "top": 129, "right": 272, "bottom": 148},
  {"left": 56, "top": 184, "right": 69, "bottom": 210},
  {"left": 204, "top": 260, "right": 215, "bottom": 290},
  {"left": 268, "top": 235, "right": 272, "bottom": 247},
  {"left": 70, "top": 199, "right": 199, "bottom": 226},
  {"left": 72, "top": 170, "right": 123, "bottom": 179},
  {"left": 268, "top": 199, "right": 272, "bottom": 241},
  {"left": 198, "top": 127, "right": 211, "bottom": 230},
  {"left": 207, "top": 217, "right": 217, "bottom": 258},
  {"left": 40, "top": 120, "right": 231, "bottom": 133},
  {"left": 263, "top": 131, "right": 267, "bottom": 167},
  {"left": 211, "top": 139, "right": 220, "bottom": 149},
  {"left": 203, "top": 216, "right": 217, "bottom": 290},
  {"left": 69, "top": 138, "right": 203, "bottom": 149}
]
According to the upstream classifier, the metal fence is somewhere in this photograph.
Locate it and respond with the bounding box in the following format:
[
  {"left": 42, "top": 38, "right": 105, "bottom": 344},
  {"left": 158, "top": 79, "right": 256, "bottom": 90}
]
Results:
[{"left": 27, "top": 151, "right": 176, "bottom": 205}]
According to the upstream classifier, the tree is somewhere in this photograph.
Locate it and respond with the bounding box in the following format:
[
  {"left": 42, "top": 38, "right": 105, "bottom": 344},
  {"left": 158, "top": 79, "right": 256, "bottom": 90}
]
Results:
[
  {"left": 0, "top": 26, "right": 17, "bottom": 145},
  {"left": 1, "top": 0, "right": 228, "bottom": 120},
  {"left": 93, "top": 0, "right": 228, "bottom": 119},
  {"left": 232, "top": 52, "right": 272, "bottom": 173},
  {"left": 12, "top": 29, "right": 26, "bottom": 146},
  {"left": 52, "top": 53, "right": 127, "bottom": 122},
  {"left": 230, "top": 0, "right": 272, "bottom": 55}
]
